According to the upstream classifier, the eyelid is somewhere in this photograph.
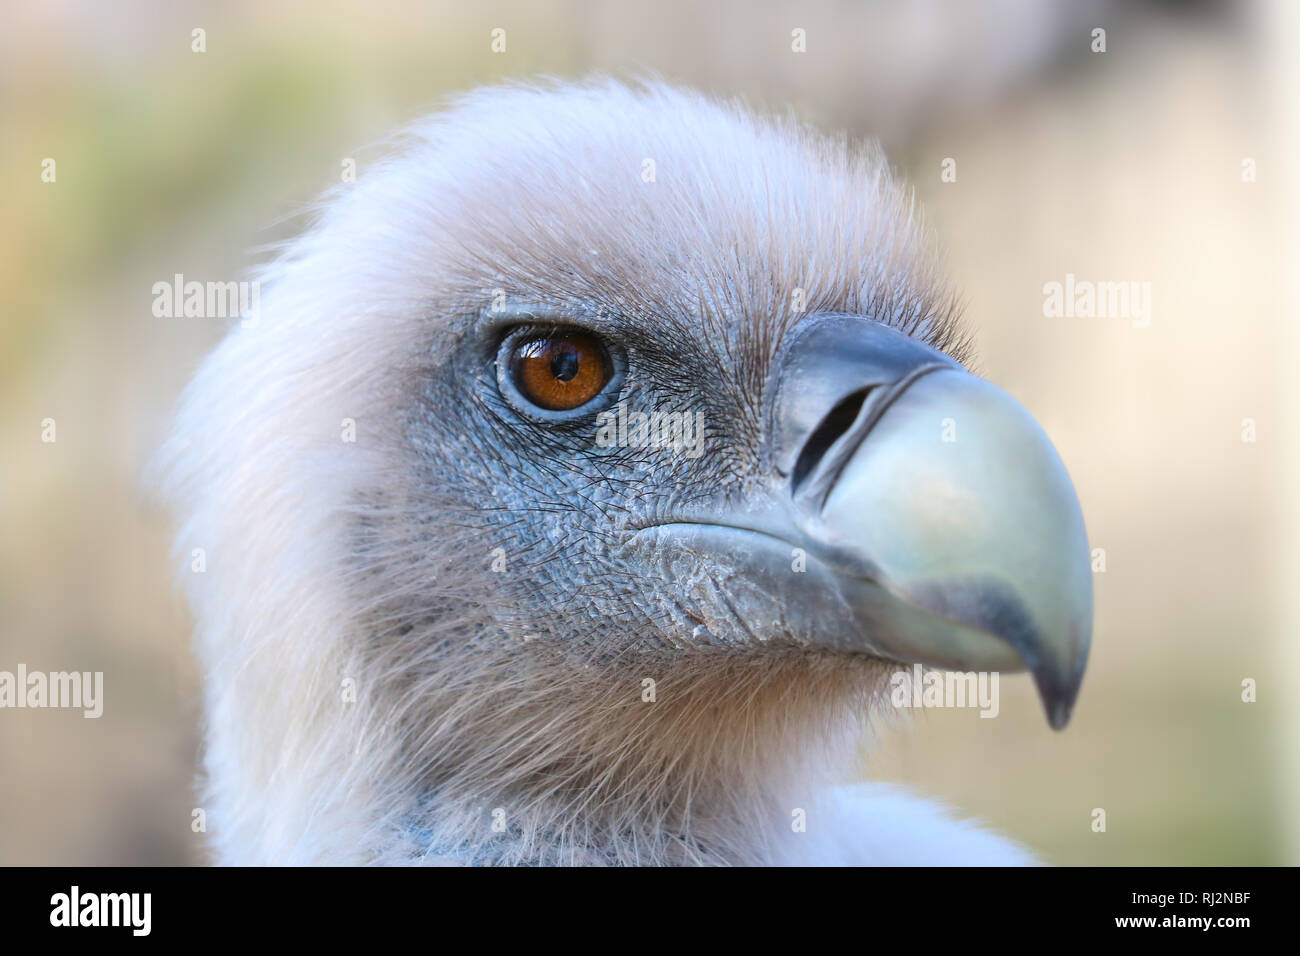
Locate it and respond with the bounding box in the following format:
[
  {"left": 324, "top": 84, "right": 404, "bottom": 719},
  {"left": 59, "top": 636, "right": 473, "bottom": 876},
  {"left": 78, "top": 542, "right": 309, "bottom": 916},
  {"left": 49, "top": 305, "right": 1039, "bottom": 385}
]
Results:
[{"left": 475, "top": 300, "right": 623, "bottom": 340}]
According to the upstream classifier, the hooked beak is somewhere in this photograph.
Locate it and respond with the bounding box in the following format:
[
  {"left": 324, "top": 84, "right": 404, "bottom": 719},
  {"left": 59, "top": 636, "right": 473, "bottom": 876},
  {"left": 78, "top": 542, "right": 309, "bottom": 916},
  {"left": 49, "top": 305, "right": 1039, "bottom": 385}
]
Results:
[{"left": 641, "top": 314, "right": 1092, "bottom": 729}]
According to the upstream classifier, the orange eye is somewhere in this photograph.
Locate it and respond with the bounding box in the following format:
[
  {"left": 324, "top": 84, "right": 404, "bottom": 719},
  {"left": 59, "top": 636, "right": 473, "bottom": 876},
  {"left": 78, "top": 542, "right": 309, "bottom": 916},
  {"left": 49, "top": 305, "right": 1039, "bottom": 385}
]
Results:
[{"left": 509, "top": 333, "right": 613, "bottom": 411}]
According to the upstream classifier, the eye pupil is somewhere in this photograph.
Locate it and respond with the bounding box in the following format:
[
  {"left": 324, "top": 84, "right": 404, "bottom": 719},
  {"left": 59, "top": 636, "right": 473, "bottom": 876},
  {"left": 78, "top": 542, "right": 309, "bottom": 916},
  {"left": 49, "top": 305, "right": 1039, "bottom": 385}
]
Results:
[
  {"left": 551, "top": 350, "right": 580, "bottom": 382},
  {"left": 508, "top": 332, "right": 613, "bottom": 412}
]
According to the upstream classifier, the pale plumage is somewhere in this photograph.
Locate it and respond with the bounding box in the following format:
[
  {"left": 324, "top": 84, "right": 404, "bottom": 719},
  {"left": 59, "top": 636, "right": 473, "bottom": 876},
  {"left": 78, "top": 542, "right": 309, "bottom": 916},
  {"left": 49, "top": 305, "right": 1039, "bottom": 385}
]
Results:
[{"left": 160, "top": 79, "right": 1087, "bottom": 865}]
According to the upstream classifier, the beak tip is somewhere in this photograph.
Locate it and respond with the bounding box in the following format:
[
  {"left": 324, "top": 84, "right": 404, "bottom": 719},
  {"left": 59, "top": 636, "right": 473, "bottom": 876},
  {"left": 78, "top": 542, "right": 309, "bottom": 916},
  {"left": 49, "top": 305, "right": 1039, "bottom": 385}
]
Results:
[
  {"left": 1046, "top": 701, "right": 1073, "bottom": 731},
  {"left": 1033, "top": 662, "right": 1085, "bottom": 731}
]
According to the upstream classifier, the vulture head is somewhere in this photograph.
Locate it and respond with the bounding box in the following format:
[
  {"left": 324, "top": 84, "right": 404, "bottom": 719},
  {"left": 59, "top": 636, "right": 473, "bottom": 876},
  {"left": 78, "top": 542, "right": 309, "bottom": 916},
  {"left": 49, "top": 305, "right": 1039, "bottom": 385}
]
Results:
[{"left": 161, "top": 80, "right": 1091, "bottom": 865}]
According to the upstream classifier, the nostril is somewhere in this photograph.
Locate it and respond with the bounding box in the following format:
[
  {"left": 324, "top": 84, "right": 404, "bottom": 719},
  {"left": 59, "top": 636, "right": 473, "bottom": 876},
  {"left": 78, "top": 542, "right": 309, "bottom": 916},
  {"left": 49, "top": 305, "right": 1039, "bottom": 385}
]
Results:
[{"left": 790, "top": 388, "right": 872, "bottom": 492}]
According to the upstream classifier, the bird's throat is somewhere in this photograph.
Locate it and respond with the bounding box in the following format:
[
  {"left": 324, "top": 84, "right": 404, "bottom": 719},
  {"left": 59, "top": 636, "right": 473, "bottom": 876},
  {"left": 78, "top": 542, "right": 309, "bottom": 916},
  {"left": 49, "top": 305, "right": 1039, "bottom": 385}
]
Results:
[{"left": 391, "top": 647, "right": 890, "bottom": 864}]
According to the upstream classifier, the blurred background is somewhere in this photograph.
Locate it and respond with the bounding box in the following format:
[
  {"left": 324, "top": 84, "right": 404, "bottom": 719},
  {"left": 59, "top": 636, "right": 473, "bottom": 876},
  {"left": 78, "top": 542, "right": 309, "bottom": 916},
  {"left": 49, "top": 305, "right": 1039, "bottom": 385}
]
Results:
[{"left": 1, "top": 0, "right": 1296, "bottom": 865}]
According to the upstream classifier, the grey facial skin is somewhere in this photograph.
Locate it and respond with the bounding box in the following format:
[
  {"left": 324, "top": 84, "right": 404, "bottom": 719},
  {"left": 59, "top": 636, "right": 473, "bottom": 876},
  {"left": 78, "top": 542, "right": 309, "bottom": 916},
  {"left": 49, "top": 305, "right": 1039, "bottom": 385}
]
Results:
[{"left": 408, "top": 306, "right": 1090, "bottom": 731}]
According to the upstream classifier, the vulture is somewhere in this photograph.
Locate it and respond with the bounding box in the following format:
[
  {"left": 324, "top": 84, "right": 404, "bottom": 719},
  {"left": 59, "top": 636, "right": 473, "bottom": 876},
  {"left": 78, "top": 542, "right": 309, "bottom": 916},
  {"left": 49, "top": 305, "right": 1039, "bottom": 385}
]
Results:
[{"left": 160, "top": 79, "right": 1091, "bottom": 866}]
